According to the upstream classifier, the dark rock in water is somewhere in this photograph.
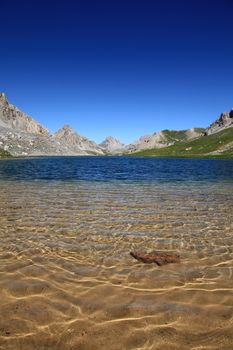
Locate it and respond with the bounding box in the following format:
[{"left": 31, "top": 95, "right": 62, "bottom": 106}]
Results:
[{"left": 130, "top": 251, "right": 180, "bottom": 266}]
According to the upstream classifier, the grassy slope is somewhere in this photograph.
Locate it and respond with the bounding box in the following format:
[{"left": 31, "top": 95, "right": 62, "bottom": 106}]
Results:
[
  {"left": 129, "top": 127, "right": 233, "bottom": 159},
  {"left": 161, "top": 128, "right": 204, "bottom": 142}
]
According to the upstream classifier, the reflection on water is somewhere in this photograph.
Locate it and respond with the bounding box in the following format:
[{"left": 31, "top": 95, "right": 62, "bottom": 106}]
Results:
[{"left": 0, "top": 157, "right": 233, "bottom": 349}]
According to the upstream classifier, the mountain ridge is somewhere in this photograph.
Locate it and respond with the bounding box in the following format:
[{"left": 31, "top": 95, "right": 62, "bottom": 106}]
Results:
[
  {"left": 123, "top": 128, "right": 205, "bottom": 154},
  {"left": 0, "top": 94, "right": 104, "bottom": 156},
  {"left": 0, "top": 92, "right": 232, "bottom": 158}
]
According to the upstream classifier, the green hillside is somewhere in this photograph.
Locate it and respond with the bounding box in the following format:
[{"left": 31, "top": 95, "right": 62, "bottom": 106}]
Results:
[
  {"left": 129, "top": 127, "right": 233, "bottom": 159},
  {"left": 161, "top": 128, "right": 204, "bottom": 142}
]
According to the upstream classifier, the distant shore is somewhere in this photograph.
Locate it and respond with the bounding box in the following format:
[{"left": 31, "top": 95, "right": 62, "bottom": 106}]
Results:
[{"left": 1, "top": 153, "right": 233, "bottom": 161}]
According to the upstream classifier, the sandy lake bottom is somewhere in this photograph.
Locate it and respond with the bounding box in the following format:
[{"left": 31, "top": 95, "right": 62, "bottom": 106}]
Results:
[{"left": 0, "top": 176, "right": 233, "bottom": 350}]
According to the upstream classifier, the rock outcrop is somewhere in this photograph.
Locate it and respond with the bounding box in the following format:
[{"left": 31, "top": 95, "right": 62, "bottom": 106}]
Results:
[
  {"left": 205, "top": 109, "right": 233, "bottom": 135},
  {"left": 99, "top": 136, "right": 124, "bottom": 153}
]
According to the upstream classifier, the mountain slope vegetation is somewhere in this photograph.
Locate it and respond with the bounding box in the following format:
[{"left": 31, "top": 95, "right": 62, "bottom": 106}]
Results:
[
  {"left": 128, "top": 127, "right": 233, "bottom": 159},
  {"left": 0, "top": 148, "right": 11, "bottom": 157}
]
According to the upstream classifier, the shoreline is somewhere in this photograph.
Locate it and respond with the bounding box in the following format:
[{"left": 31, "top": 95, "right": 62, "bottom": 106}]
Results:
[{"left": 1, "top": 153, "right": 233, "bottom": 160}]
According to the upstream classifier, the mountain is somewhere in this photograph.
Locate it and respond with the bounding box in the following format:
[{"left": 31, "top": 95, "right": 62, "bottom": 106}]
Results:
[
  {"left": 0, "top": 93, "right": 48, "bottom": 135},
  {"left": 124, "top": 128, "right": 204, "bottom": 153},
  {"left": 0, "top": 93, "right": 103, "bottom": 156},
  {"left": 128, "top": 111, "right": 233, "bottom": 158},
  {"left": 130, "top": 127, "right": 233, "bottom": 158},
  {"left": 124, "top": 109, "right": 233, "bottom": 158},
  {"left": 205, "top": 108, "right": 233, "bottom": 135},
  {"left": 54, "top": 125, "right": 104, "bottom": 155},
  {"left": 0, "top": 92, "right": 232, "bottom": 159},
  {"left": 99, "top": 136, "right": 124, "bottom": 153}
]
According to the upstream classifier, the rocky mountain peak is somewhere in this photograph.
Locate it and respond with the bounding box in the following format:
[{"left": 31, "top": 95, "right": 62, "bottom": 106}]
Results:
[
  {"left": 101, "top": 135, "right": 123, "bottom": 144},
  {"left": 62, "top": 124, "right": 72, "bottom": 131},
  {"left": 0, "top": 92, "right": 48, "bottom": 135},
  {"left": 53, "top": 125, "right": 104, "bottom": 155},
  {"left": 99, "top": 135, "right": 124, "bottom": 153},
  {"left": 0, "top": 92, "right": 7, "bottom": 103},
  {"left": 55, "top": 124, "right": 73, "bottom": 136},
  {"left": 104, "top": 136, "right": 115, "bottom": 142}
]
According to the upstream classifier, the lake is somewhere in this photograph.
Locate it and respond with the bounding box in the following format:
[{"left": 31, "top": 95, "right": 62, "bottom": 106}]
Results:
[{"left": 0, "top": 156, "right": 233, "bottom": 349}]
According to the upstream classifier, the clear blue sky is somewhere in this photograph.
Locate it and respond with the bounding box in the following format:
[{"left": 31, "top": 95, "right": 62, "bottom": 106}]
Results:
[{"left": 1, "top": 0, "right": 233, "bottom": 144}]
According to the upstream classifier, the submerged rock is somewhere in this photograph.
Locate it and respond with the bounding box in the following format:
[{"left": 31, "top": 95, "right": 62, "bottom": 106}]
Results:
[{"left": 130, "top": 251, "right": 180, "bottom": 266}]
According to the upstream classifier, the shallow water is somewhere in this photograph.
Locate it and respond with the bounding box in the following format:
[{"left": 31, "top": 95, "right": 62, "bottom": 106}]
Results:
[{"left": 0, "top": 157, "right": 233, "bottom": 349}]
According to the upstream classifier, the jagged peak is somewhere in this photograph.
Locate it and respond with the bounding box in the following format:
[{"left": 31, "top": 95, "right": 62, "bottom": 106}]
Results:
[
  {"left": 53, "top": 124, "right": 88, "bottom": 142},
  {"left": 62, "top": 124, "right": 72, "bottom": 130},
  {"left": 99, "top": 135, "right": 124, "bottom": 147},
  {"left": 55, "top": 124, "right": 74, "bottom": 134},
  {"left": 99, "top": 135, "right": 124, "bottom": 152},
  {"left": 0, "top": 92, "right": 7, "bottom": 102},
  {"left": 101, "top": 135, "right": 123, "bottom": 143},
  {"left": 104, "top": 135, "right": 115, "bottom": 141}
]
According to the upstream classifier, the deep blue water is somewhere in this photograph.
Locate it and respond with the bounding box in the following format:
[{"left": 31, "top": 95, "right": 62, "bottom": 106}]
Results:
[{"left": 0, "top": 156, "right": 233, "bottom": 183}]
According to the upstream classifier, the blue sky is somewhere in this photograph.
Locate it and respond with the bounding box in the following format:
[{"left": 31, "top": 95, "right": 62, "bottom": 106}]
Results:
[{"left": 1, "top": 0, "right": 233, "bottom": 144}]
